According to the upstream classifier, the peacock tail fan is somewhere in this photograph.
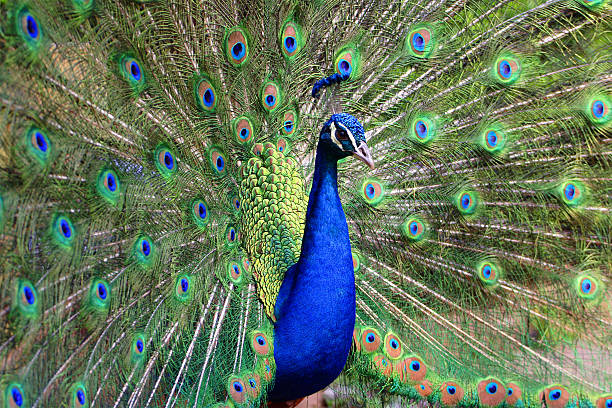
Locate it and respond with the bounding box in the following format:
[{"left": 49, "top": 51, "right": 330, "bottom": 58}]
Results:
[{"left": 0, "top": 0, "right": 610, "bottom": 407}]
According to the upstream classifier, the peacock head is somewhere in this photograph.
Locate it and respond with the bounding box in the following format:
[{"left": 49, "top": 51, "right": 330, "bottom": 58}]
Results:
[{"left": 319, "top": 113, "right": 375, "bottom": 169}]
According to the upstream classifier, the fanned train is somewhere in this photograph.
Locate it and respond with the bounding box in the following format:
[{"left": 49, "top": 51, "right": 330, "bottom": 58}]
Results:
[{"left": 0, "top": 0, "right": 611, "bottom": 407}]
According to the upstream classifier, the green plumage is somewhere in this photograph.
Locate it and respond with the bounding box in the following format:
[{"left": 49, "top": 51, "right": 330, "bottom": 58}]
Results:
[{"left": 0, "top": 0, "right": 610, "bottom": 406}]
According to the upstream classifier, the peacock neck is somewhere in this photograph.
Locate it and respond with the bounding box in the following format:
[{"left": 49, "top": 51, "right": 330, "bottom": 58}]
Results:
[
  {"left": 300, "top": 141, "right": 346, "bottom": 264},
  {"left": 270, "top": 140, "right": 356, "bottom": 401}
]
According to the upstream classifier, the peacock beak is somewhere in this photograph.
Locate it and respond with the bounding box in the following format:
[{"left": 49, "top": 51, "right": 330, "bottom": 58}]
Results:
[{"left": 353, "top": 142, "right": 375, "bottom": 170}]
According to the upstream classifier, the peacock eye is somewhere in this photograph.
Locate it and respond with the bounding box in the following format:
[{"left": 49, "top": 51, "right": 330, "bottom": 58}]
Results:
[{"left": 336, "top": 128, "right": 349, "bottom": 141}]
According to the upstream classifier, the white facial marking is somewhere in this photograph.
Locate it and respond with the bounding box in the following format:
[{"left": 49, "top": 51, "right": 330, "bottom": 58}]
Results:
[{"left": 331, "top": 121, "right": 359, "bottom": 151}]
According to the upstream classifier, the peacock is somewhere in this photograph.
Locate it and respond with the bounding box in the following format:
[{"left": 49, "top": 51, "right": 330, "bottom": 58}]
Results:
[{"left": 0, "top": 0, "right": 610, "bottom": 406}]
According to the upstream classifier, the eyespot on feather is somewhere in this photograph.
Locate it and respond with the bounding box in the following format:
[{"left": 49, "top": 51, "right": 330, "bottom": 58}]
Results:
[
  {"left": 334, "top": 47, "right": 360, "bottom": 80},
  {"left": 415, "top": 380, "right": 433, "bottom": 397},
  {"left": 477, "top": 378, "right": 506, "bottom": 407},
  {"left": 250, "top": 331, "right": 271, "bottom": 355},
  {"left": 540, "top": 386, "right": 569, "bottom": 408},
  {"left": 195, "top": 76, "right": 217, "bottom": 112},
  {"left": 154, "top": 145, "right": 177, "bottom": 177},
  {"left": 476, "top": 261, "right": 500, "bottom": 288},
  {"left": 361, "top": 327, "right": 382, "bottom": 352},
  {"left": 191, "top": 198, "right": 209, "bottom": 227},
  {"left": 244, "top": 373, "right": 261, "bottom": 398},
  {"left": 383, "top": 332, "right": 403, "bottom": 360},
  {"left": 372, "top": 354, "right": 393, "bottom": 377},
  {"left": 585, "top": 95, "right": 610, "bottom": 126},
  {"left": 26, "top": 127, "right": 51, "bottom": 164},
  {"left": 228, "top": 376, "right": 247, "bottom": 404},
  {"left": 70, "top": 383, "right": 88, "bottom": 408},
  {"left": 16, "top": 279, "right": 38, "bottom": 318},
  {"left": 17, "top": 7, "right": 43, "bottom": 49},
  {"left": 209, "top": 148, "right": 227, "bottom": 174},
  {"left": 405, "top": 25, "right": 435, "bottom": 58},
  {"left": 234, "top": 116, "right": 254, "bottom": 143},
  {"left": 225, "top": 225, "right": 238, "bottom": 247},
  {"left": 456, "top": 190, "right": 478, "bottom": 215},
  {"left": 89, "top": 279, "right": 111, "bottom": 311},
  {"left": 395, "top": 356, "right": 426, "bottom": 382},
  {"left": 282, "top": 111, "right": 297, "bottom": 136},
  {"left": 52, "top": 215, "right": 75, "bottom": 248},
  {"left": 361, "top": 178, "right": 384, "bottom": 206},
  {"left": 130, "top": 334, "right": 146, "bottom": 365},
  {"left": 401, "top": 217, "right": 427, "bottom": 242},
  {"left": 505, "top": 383, "right": 522, "bottom": 406},
  {"left": 97, "top": 168, "right": 121, "bottom": 204},
  {"left": 280, "top": 21, "right": 302, "bottom": 59},
  {"left": 261, "top": 81, "right": 281, "bottom": 112},
  {"left": 440, "top": 382, "right": 465, "bottom": 406},
  {"left": 225, "top": 28, "right": 249, "bottom": 66},
  {"left": 493, "top": 53, "right": 521, "bottom": 84},
  {"left": 227, "top": 261, "right": 242, "bottom": 284},
  {"left": 133, "top": 236, "right": 154, "bottom": 265},
  {"left": 175, "top": 275, "right": 191, "bottom": 301},
  {"left": 480, "top": 124, "right": 507, "bottom": 154},
  {"left": 5, "top": 382, "right": 26, "bottom": 408},
  {"left": 595, "top": 395, "right": 612, "bottom": 408},
  {"left": 558, "top": 180, "right": 585, "bottom": 207},
  {"left": 119, "top": 54, "right": 146, "bottom": 92}
]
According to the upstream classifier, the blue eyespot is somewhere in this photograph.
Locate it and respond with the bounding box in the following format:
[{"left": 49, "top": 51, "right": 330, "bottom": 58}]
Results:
[
  {"left": 487, "top": 131, "right": 498, "bottom": 147},
  {"left": 581, "top": 278, "right": 592, "bottom": 294},
  {"left": 198, "top": 203, "right": 206, "bottom": 218},
  {"left": 507, "top": 388, "right": 513, "bottom": 396},
  {"left": 337, "top": 59, "right": 352, "bottom": 76},
  {"left": 164, "top": 152, "right": 174, "bottom": 170},
  {"left": 461, "top": 194, "right": 471, "bottom": 209},
  {"left": 390, "top": 339, "right": 399, "bottom": 349},
  {"left": 97, "top": 283, "right": 107, "bottom": 300},
  {"left": 499, "top": 60, "right": 512, "bottom": 79},
  {"left": 202, "top": 89, "right": 214, "bottom": 108},
  {"left": 367, "top": 333, "right": 375, "bottom": 343},
  {"left": 412, "top": 33, "right": 425, "bottom": 51},
  {"left": 410, "top": 361, "right": 420, "bottom": 371},
  {"left": 420, "top": 384, "right": 425, "bottom": 391},
  {"left": 365, "top": 183, "right": 376, "bottom": 199},
  {"left": 23, "top": 286, "right": 35, "bottom": 305},
  {"left": 11, "top": 386, "right": 23, "bottom": 406},
  {"left": 136, "top": 339, "right": 144, "bottom": 353},
  {"left": 130, "top": 61, "right": 141, "bottom": 81},
  {"left": 447, "top": 386, "right": 456, "bottom": 395},
  {"left": 229, "top": 228, "right": 236, "bottom": 241},
  {"left": 231, "top": 42, "right": 245, "bottom": 60},
  {"left": 256, "top": 335, "right": 266, "bottom": 346},
  {"left": 284, "top": 120, "right": 293, "bottom": 133},
  {"left": 180, "top": 278, "right": 188, "bottom": 293},
  {"left": 76, "top": 389, "right": 85, "bottom": 404},
  {"left": 482, "top": 265, "right": 492, "bottom": 279},
  {"left": 240, "top": 128, "right": 249, "bottom": 140},
  {"left": 60, "top": 219, "right": 72, "bottom": 238},
  {"left": 265, "top": 94, "right": 276, "bottom": 107},
  {"left": 549, "top": 390, "right": 561, "bottom": 401},
  {"left": 410, "top": 221, "right": 418, "bottom": 234},
  {"left": 415, "top": 121, "right": 428, "bottom": 139},
  {"left": 592, "top": 100, "right": 604, "bottom": 118},
  {"left": 564, "top": 183, "right": 575, "bottom": 201},
  {"left": 216, "top": 156, "right": 225, "bottom": 171},
  {"left": 249, "top": 378, "right": 257, "bottom": 387},
  {"left": 25, "top": 15, "right": 38, "bottom": 39},
  {"left": 486, "top": 383, "right": 497, "bottom": 394},
  {"left": 233, "top": 198, "right": 240, "bottom": 210},
  {"left": 233, "top": 265, "right": 240, "bottom": 275},
  {"left": 605, "top": 398, "right": 611, "bottom": 408},
  {"left": 284, "top": 36, "right": 297, "bottom": 53},
  {"left": 233, "top": 381, "right": 243, "bottom": 392},
  {"left": 34, "top": 131, "right": 47, "bottom": 152},
  {"left": 141, "top": 239, "right": 151, "bottom": 256}
]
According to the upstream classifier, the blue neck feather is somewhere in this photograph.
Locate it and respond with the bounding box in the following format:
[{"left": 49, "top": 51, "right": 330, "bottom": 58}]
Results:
[{"left": 269, "top": 141, "right": 356, "bottom": 401}]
